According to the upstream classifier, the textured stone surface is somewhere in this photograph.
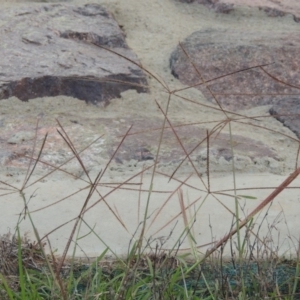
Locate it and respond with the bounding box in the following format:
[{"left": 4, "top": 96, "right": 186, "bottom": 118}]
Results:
[
  {"left": 0, "top": 97, "right": 280, "bottom": 175},
  {"left": 111, "top": 118, "right": 279, "bottom": 167},
  {"left": 179, "top": 0, "right": 300, "bottom": 21},
  {"left": 170, "top": 29, "right": 300, "bottom": 111},
  {"left": 179, "top": 0, "right": 234, "bottom": 14},
  {"left": 0, "top": 3, "right": 148, "bottom": 105},
  {"left": 270, "top": 98, "right": 300, "bottom": 139}
]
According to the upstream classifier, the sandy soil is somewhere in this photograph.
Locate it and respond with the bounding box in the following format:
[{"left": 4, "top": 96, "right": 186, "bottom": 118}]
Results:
[{"left": 0, "top": 0, "right": 300, "bottom": 258}]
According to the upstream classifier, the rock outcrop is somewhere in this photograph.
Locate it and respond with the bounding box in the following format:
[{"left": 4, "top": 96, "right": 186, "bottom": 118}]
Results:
[
  {"left": 270, "top": 98, "right": 300, "bottom": 139},
  {"left": 107, "top": 117, "right": 280, "bottom": 173},
  {"left": 179, "top": 0, "right": 300, "bottom": 21},
  {"left": 0, "top": 97, "right": 281, "bottom": 174},
  {"left": 170, "top": 29, "right": 300, "bottom": 111},
  {"left": 0, "top": 3, "right": 148, "bottom": 105},
  {"left": 179, "top": 0, "right": 234, "bottom": 14}
]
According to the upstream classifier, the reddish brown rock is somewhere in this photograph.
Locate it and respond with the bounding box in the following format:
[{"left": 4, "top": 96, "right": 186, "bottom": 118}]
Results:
[
  {"left": 0, "top": 3, "right": 147, "bottom": 105},
  {"left": 170, "top": 29, "right": 300, "bottom": 111}
]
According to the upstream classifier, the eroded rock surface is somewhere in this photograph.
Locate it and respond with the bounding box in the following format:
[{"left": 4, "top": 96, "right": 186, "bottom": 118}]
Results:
[
  {"left": 270, "top": 98, "right": 300, "bottom": 139},
  {"left": 0, "top": 97, "right": 282, "bottom": 176},
  {"left": 179, "top": 0, "right": 300, "bottom": 21},
  {"left": 0, "top": 3, "right": 147, "bottom": 105},
  {"left": 109, "top": 117, "right": 280, "bottom": 173},
  {"left": 179, "top": 0, "right": 234, "bottom": 14},
  {"left": 170, "top": 29, "right": 300, "bottom": 111}
]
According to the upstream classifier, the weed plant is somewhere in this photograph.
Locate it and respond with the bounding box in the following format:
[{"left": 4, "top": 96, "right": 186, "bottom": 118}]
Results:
[{"left": 0, "top": 42, "right": 300, "bottom": 299}]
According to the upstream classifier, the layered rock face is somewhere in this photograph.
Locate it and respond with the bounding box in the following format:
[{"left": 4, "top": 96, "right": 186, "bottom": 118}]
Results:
[{"left": 0, "top": 3, "right": 148, "bottom": 105}]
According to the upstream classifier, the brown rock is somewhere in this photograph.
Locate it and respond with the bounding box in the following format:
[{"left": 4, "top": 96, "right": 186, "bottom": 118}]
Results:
[
  {"left": 0, "top": 3, "right": 148, "bottom": 105},
  {"left": 170, "top": 29, "right": 300, "bottom": 111}
]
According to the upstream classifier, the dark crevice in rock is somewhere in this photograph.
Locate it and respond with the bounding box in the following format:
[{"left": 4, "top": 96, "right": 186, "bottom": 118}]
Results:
[
  {"left": 59, "top": 30, "right": 127, "bottom": 49},
  {"left": 259, "top": 7, "right": 287, "bottom": 18},
  {"left": 179, "top": 0, "right": 234, "bottom": 14},
  {"left": 0, "top": 74, "right": 148, "bottom": 104},
  {"left": 73, "top": 4, "right": 110, "bottom": 18},
  {"left": 270, "top": 98, "right": 300, "bottom": 139}
]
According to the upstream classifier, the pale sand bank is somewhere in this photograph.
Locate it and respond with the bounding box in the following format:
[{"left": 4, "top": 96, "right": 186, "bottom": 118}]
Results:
[{"left": 1, "top": 171, "right": 299, "bottom": 258}]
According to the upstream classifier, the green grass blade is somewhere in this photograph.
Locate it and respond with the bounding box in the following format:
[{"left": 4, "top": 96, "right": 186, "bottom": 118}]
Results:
[
  {"left": 17, "top": 229, "right": 26, "bottom": 300},
  {"left": 0, "top": 274, "right": 16, "bottom": 300}
]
